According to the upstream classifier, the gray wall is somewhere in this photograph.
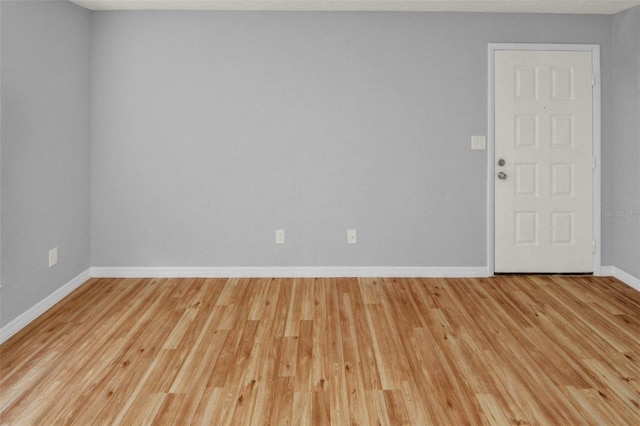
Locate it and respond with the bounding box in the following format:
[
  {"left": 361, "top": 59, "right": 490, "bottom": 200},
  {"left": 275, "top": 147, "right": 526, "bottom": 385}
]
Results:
[
  {"left": 611, "top": 5, "right": 640, "bottom": 278},
  {"left": 0, "top": 0, "right": 91, "bottom": 327},
  {"left": 91, "top": 11, "right": 612, "bottom": 268},
  {"left": 2, "top": 4, "right": 635, "bottom": 328}
]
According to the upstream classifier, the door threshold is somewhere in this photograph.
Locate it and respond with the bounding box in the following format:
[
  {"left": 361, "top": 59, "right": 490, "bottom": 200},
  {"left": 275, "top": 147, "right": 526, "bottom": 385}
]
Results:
[{"left": 494, "top": 272, "right": 594, "bottom": 276}]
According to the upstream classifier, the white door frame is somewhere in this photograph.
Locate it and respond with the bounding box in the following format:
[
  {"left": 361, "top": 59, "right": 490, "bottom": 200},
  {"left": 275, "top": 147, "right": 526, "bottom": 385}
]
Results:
[{"left": 487, "top": 43, "right": 602, "bottom": 275}]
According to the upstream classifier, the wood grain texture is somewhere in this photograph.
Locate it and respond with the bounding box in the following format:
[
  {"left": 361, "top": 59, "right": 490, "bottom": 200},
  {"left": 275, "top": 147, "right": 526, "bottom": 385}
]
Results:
[{"left": 1, "top": 276, "right": 639, "bottom": 425}]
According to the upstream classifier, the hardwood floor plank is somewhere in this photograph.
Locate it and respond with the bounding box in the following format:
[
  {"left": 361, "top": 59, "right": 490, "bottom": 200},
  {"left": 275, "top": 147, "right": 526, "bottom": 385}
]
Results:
[
  {"left": 475, "top": 393, "right": 512, "bottom": 425},
  {"left": 325, "top": 279, "right": 350, "bottom": 426},
  {"left": 347, "top": 279, "right": 382, "bottom": 390},
  {"left": 294, "top": 320, "right": 313, "bottom": 391},
  {"left": 119, "top": 393, "right": 166, "bottom": 426},
  {"left": 284, "top": 278, "right": 303, "bottom": 337},
  {"left": 224, "top": 320, "right": 260, "bottom": 387},
  {"left": 168, "top": 305, "right": 227, "bottom": 393},
  {"left": 582, "top": 358, "right": 640, "bottom": 416},
  {"left": 277, "top": 337, "right": 298, "bottom": 378},
  {"left": 208, "top": 329, "right": 243, "bottom": 388},
  {"left": 400, "top": 380, "right": 427, "bottom": 426},
  {"left": 384, "top": 389, "right": 411, "bottom": 425},
  {"left": 312, "top": 390, "right": 331, "bottom": 424},
  {"left": 190, "top": 386, "right": 223, "bottom": 426},
  {"left": 268, "top": 377, "right": 294, "bottom": 425},
  {"left": 363, "top": 299, "right": 396, "bottom": 390},
  {"left": 229, "top": 376, "right": 261, "bottom": 425},
  {"left": 364, "top": 389, "right": 392, "bottom": 425},
  {"left": 338, "top": 291, "right": 371, "bottom": 425},
  {"left": 246, "top": 278, "right": 271, "bottom": 321},
  {"left": 291, "top": 391, "right": 313, "bottom": 426},
  {"left": 206, "top": 385, "right": 240, "bottom": 425},
  {"left": 1, "top": 276, "right": 638, "bottom": 424},
  {"left": 311, "top": 281, "right": 329, "bottom": 392},
  {"left": 267, "top": 279, "right": 291, "bottom": 340}
]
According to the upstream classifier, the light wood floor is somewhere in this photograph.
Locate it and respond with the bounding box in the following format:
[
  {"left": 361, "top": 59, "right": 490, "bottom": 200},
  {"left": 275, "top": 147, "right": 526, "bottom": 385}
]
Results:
[{"left": 1, "top": 276, "right": 639, "bottom": 425}]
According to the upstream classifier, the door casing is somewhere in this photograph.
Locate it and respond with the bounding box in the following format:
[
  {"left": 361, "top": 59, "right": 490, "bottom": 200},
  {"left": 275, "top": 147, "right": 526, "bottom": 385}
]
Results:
[{"left": 487, "top": 43, "right": 602, "bottom": 275}]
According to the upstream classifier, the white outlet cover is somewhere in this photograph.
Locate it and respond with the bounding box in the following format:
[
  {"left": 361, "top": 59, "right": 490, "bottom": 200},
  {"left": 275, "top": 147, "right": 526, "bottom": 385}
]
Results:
[
  {"left": 49, "top": 247, "right": 58, "bottom": 267},
  {"left": 275, "top": 229, "right": 285, "bottom": 244},
  {"left": 347, "top": 229, "right": 357, "bottom": 244}
]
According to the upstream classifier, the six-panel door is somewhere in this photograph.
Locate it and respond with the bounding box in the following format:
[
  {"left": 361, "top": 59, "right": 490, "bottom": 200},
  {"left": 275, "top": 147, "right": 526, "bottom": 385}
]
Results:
[{"left": 495, "top": 50, "right": 593, "bottom": 273}]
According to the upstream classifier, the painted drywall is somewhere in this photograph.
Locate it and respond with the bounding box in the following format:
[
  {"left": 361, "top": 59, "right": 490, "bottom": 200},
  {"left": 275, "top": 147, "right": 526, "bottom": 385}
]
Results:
[
  {"left": 1, "top": 4, "right": 634, "bottom": 330},
  {"left": 611, "top": 5, "right": 640, "bottom": 278},
  {"left": 0, "top": 0, "right": 91, "bottom": 327},
  {"left": 90, "top": 11, "right": 613, "bottom": 268}
]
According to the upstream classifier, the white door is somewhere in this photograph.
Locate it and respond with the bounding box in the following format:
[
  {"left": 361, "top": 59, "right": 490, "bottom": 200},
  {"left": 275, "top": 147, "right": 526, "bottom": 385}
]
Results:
[{"left": 495, "top": 50, "right": 593, "bottom": 273}]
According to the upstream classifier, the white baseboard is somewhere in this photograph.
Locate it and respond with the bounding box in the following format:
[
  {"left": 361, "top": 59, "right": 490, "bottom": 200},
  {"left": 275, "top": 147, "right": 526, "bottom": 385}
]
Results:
[
  {"left": 600, "top": 265, "right": 615, "bottom": 276},
  {"left": 4, "top": 265, "right": 636, "bottom": 346},
  {"left": 601, "top": 265, "right": 640, "bottom": 292},
  {"left": 0, "top": 268, "right": 92, "bottom": 345},
  {"left": 90, "top": 266, "right": 492, "bottom": 279},
  {"left": 0, "top": 265, "right": 488, "bottom": 345}
]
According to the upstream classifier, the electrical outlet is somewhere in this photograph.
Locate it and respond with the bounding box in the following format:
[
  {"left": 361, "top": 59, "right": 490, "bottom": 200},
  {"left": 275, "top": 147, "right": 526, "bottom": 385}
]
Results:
[
  {"left": 276, "top": 229, "right": 285, "bottom": 244},
  {"left": 49, "top": 247, "right": 58, "bottom": 267},
  {"left": 347, "top": 229, "right": 357, "bottom": 244}
]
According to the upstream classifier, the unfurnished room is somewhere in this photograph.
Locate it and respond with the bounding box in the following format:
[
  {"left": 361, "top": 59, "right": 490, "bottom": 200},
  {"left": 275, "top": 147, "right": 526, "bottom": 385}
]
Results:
[{"left": 1, "top": 0, "right": 639, "bottom": 424}]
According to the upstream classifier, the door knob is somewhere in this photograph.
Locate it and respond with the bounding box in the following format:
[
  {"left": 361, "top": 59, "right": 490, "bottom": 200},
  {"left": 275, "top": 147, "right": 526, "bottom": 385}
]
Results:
[
  {"left": 497, "top": 159, "right": 505, "bottom": 166},
  {"left": 498, "top": 172, "right": 507, "bottom": 180}
]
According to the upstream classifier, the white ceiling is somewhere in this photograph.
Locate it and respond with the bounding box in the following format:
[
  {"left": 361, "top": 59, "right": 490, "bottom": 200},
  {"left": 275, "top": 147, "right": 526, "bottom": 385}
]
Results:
[{"left": 70, "top": 0, "right": 640, "bottom": 14}]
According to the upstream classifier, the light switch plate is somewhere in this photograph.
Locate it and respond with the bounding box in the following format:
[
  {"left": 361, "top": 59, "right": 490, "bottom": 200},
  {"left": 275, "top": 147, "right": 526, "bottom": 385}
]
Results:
[
  {"left": 275, "top": 229, "right": 285, "bottom": 244},
  {"left": 471, "top": 135, "right": 486, "bottom": 150},
  {"left": 347, "top": 229, "right": 357, "bottom": 244}
]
